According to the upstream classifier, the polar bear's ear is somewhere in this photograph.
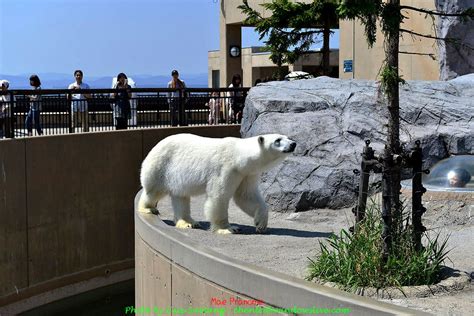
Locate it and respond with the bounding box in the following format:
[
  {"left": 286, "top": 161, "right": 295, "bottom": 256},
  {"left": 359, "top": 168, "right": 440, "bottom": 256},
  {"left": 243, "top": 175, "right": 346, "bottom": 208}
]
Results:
[{"left": 258, "top": 136, "right": 264, "bottom": 145}]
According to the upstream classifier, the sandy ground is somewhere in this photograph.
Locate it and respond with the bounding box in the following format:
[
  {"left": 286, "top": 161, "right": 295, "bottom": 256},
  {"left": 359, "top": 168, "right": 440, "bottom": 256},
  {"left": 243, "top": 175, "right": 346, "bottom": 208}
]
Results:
[{"left": 155, "top": 195, "right": 473, "bottom": 315}]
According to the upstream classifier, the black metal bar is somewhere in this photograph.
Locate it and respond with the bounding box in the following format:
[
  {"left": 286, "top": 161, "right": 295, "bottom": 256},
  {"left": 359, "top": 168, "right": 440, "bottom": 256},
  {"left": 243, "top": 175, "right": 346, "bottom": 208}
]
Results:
[
  {"left": 178, "top": 88, "right": 186, "bottom": 126},
  {"left": 67, "top": 92, "right": 73, "bottom": 133},
  {"left": 9, "top": 91, "right": 15, "bottom": 138},
  {"left": 411, "top": 140, "right": 427, "bottom": 251},
  {"left": 355, "top": 140, "right": 374, "bottom": 224},
  {"left": 0, "top": 87, "right": 250, "bottom": 96}
]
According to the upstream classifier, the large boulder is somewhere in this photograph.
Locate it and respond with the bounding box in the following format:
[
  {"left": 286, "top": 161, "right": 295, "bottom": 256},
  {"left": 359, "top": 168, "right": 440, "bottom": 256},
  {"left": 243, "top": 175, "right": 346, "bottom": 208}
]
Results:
[
  {"left": 241, "top": 75, "right": 474, "bottom": 212},
  {"left": 436, "top": 0, "right": 474, "bottom": 80}
]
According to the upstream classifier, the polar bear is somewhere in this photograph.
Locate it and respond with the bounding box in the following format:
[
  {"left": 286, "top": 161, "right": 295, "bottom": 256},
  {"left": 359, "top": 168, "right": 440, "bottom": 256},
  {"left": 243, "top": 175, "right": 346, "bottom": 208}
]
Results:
[{"left": 138, "top": 133, "right": 296, "bottom": 234}]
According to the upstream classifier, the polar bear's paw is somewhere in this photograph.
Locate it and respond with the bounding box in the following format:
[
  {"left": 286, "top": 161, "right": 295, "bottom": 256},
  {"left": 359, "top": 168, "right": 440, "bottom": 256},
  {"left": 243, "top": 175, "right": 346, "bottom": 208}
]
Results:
[
  {"left": 175, "top": 219, "right": 201, "bottom": 229},
  {"left": 139, "top": 207, "right": 160, "bottom": 215},
  {"left": 214, "top": 225, "right": 241, "bottom": 234}
]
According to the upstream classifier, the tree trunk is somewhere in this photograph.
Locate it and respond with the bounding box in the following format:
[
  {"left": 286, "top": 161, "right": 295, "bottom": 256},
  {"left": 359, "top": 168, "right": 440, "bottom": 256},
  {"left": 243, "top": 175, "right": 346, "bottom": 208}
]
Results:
[
  {"left": 382, "top": 0, "right": 402, "bottom": 259},
  {"left": 322, "top": 15, "right": 331, "bottom": 76}
]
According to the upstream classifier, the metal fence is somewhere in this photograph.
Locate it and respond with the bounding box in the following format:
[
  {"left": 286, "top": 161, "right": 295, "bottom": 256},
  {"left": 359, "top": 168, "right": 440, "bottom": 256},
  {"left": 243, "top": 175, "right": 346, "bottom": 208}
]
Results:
[{"left": 0, "top": 87, "right": 249, "bottom": 138}]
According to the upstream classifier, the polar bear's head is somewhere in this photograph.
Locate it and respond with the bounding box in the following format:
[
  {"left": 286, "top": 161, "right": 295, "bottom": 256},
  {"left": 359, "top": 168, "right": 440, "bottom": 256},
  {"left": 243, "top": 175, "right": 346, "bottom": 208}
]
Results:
[
  {"left": 237, "top": 134, "right": 296, "bottom": 175},
  {"left": 258, "top": 134, "right": 297, "bottom": 155}
]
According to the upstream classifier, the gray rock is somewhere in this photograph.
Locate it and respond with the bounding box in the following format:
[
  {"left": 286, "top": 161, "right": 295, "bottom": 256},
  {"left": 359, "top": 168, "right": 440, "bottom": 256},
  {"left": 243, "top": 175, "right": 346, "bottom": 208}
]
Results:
[
  {"left": 436, "top": 0, "right": 474, "bottom": 80},
  {"left": 241, "top": 75, "right": 474, "bottom": 212}
]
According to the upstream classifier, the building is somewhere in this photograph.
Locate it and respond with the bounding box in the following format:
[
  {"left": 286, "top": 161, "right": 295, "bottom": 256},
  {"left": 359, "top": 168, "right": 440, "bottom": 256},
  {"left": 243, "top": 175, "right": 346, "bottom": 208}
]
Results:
[
  {"left": 209, "top": 0, "right": 339, "bottom": 88},
  {"left": 209, "top": 0, "right": 473, "bottom": 87},
  {"left": 339, "top": 0, "right": 440, "bottom": 81}
]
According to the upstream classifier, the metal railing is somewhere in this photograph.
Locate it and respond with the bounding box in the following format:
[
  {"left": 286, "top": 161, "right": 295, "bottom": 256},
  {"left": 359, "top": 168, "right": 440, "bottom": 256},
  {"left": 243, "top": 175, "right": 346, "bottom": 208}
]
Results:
[{"left": 0, "top": 87, "right": 249, "bottom": 138}]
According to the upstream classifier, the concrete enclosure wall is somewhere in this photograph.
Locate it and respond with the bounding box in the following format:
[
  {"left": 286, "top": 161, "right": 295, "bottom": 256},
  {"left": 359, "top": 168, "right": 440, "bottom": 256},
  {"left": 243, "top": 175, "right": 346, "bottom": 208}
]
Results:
[{"left": 0, "top": 126, "right": 240, "bottom": 308}]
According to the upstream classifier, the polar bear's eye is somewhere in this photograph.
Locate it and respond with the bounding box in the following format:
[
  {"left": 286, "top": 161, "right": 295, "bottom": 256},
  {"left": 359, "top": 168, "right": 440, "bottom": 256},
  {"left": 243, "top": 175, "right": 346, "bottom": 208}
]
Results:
[{"left": 274, "top": 138, "right": 281, "bottom": 146}]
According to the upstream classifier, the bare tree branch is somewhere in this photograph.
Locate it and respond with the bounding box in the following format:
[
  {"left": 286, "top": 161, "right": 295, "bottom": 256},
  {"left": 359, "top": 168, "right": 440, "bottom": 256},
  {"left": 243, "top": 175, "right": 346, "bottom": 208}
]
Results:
[
  {"left": 277, "top": 29, "right": 325, "bottom": 36},
  {"left": 400, "top": 5, "right": 474, "bottom": 17},
  {"left": 399, "top": 51, "right": 436, "bottom": 60},
  {"left": 399, "top": 28, "right": 447, "bottom": 41},
  {"left": 400, "top": 28, "right": 474, "bottom": 51}
]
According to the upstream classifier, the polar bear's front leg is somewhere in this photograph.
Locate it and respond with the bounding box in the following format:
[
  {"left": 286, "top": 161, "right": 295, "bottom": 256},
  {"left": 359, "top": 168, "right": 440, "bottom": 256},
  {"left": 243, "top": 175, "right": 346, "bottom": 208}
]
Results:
[
  {"left": 233, "top": 176, "right": 268, "bottom": 234},
  {"left": 204, "top": 196, "right": 239, "bottom": 234},
  {"left": 171, "top": 196, "right": 201, "bottom": 229}
]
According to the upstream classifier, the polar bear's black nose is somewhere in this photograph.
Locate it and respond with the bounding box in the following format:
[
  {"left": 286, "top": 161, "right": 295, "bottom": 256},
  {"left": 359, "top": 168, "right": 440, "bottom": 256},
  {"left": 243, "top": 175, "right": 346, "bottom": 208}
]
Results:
[{"left": 289, "top": 142, "right": 296, "bottom": 151}]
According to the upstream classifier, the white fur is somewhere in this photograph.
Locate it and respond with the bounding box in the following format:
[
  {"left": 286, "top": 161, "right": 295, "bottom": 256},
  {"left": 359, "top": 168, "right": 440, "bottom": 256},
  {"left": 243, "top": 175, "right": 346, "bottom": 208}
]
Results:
[{"left": 138, "top": 133, "right": 296, "bottom": 234}]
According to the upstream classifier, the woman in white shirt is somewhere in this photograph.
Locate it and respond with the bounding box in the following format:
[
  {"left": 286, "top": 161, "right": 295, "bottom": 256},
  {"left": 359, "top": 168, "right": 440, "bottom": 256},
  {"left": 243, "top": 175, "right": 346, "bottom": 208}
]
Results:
[{"left": 0, "top": 80, "right": 14, "bottom": 138}]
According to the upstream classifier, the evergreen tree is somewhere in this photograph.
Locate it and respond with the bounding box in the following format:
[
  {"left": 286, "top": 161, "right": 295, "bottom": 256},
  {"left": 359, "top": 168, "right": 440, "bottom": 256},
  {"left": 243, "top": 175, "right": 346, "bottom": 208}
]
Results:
[{"left": 239, "top": 0, "right": 339, "bottom": 78}]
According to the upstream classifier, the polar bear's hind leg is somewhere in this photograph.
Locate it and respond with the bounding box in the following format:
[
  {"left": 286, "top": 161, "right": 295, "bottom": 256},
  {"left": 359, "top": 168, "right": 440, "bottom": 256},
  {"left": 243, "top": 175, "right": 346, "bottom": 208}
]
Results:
[
  {"left": 138, "top": 189, "right": 164, "bottom": 215},
  {"left": 172, "top": 196, "right": 201, "bottom": 229}
]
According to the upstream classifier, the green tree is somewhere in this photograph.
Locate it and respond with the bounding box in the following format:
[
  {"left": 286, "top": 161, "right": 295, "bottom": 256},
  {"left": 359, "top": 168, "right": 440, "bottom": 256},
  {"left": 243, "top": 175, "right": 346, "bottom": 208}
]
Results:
[
  {"left": 241, "top": 0, "right": 473, "bottom": 255},
  {"left": 239, "top": 0, "right": 339, "bottom": 78},
  {"left": 338, "top": 0, "right": 473, "bottom": 257}
]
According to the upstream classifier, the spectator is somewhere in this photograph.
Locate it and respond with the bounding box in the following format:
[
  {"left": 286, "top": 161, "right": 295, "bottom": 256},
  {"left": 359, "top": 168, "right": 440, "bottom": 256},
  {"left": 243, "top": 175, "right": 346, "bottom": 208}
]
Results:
[
  {"left": 0, "top": 80, "right": 14, "bottom": 138},
  {"left": 68, "top": 70, "right": 91, "bottom": 132},
  {"left": 167, "top": 70, "right": 186, "bottom": 126},
  {"left": 25, "top": 75, "right": 43, "bottom": 136},
  {"left": 111, "top": 73, "right": 132, "bottom": 130},
  {"left": 227, "top": 74, "right": 244, "bottom": 124},
  {"left": 205, "top": 91, "right": 221, "bottom": 125},
  {"left": 254, "top": 78, "right": 262, "bottom": 86}
]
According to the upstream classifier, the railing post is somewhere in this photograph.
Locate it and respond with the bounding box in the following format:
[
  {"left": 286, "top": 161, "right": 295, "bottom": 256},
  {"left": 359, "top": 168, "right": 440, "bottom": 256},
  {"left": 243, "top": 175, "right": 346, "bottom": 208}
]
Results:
[
  {"left": 9, "top": 91, "right": 15, "bottom": 138},
  {"left": 350, "top": 139, "right": 382, "bottom": 234},
  {"left": 178, "top": 88, "right": 187, "bottom": 126},
  {"left": 67, "top": 92, "right": 73, "bottom": 133}
]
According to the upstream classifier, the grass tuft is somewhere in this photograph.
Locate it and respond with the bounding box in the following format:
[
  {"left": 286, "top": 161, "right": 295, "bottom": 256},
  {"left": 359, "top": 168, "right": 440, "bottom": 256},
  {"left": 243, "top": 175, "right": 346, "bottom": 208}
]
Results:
[{"left": 306, "top": 201, "right": 451, "bottom": 292}]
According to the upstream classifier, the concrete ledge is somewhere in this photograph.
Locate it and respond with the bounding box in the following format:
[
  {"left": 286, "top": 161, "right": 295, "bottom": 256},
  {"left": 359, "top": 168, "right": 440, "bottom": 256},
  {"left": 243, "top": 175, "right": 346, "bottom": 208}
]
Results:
[{"left": 134, "top": 191, "right": 430, "bottom": 315}]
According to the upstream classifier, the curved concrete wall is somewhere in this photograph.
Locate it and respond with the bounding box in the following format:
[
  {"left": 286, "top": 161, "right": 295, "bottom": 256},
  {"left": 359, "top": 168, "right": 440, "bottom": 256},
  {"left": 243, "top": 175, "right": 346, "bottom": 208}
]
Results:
[
  {"left": 0, "top": 126, "right": 240, "bottom": 313},
  {"left": 134, "top": 191, "right": 429, "bottom": 316}
]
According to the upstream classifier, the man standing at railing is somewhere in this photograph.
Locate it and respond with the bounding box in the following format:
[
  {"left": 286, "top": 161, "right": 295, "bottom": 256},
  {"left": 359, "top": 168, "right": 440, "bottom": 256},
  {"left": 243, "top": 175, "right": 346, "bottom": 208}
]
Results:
[
  {"left": 68, "top": 70, "right": 91, "bottom": 132},
  {"left": 167, "top": 69, "right": 186, "bottom": 127}
]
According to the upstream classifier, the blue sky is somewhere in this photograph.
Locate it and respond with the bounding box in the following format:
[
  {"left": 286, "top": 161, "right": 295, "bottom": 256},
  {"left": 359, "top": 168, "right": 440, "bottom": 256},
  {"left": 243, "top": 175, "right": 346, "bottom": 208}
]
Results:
[{"left": 0, "top": 0, "right": 339, "bottom": 77}]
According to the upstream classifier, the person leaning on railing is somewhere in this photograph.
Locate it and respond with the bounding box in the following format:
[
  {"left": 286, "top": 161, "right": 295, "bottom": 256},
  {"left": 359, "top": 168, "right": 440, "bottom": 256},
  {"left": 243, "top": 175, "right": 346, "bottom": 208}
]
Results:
[
  {"left": 0, "top": 80, "right": 14, "bottom": 138},
  {"left": 68, "top": 70, "right": 91, "bottom": 133},
  {"left": 226, "top": 74, "right": 244, "bottom": 124},
  {"left": 26, "top": 75, "right": 43, "bottom": 136},
  {"left": 111, "top": 73, "right": 132, "bottom": 130},
  {"left": 167, "top": 69, "right": 186, "bottom": 127}
]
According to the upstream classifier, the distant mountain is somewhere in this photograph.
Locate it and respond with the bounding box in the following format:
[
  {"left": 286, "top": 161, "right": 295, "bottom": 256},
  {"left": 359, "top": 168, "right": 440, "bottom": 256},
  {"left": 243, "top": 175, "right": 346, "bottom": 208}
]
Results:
[{"left": 0, "top": 73, "right": 208, "bottom": 89}]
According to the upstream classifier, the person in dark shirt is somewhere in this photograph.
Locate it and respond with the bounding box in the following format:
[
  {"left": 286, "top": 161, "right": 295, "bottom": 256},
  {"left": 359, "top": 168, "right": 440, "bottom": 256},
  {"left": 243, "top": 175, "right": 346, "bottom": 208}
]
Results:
[{"left": 111, "top": 73, "right": 132, "bottom": 130}]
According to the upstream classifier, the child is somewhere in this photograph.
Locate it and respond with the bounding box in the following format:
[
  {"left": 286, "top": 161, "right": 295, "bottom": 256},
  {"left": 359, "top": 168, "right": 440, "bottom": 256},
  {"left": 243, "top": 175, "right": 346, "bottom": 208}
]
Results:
[{"left": 206, "top": 91, "right": 221, "bottom": 125}]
